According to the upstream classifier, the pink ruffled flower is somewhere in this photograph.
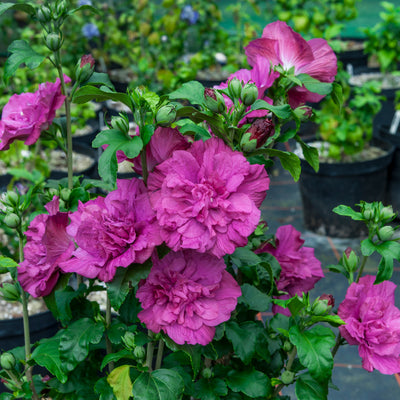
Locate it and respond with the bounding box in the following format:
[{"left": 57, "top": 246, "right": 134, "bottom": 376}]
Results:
[
  {"left": 256, "top": 224, "right": 324, "bottom": 315},
  {"left": 18, "top": 197, "right": 74, "bottom": 297},
  {"left": 60, "top": 179, "right": 162, "bottom": 282},
  {"left": 245, "top": 21, "right": 337, "bottom": 108},
  {"left": 215, "top": 56, "right": 279, "bottom": 122},
  {"left": 0, "top": 76, "right": 71, "bottom": 150},
  {"left": 338, "top": 275, "right": 400, "bottom": 374},
  {"left": 137, "top": 250, "right": 241, "bottom": 345},
  {"left": 148, "top": 137, "right": 270, "bottom": 258}
]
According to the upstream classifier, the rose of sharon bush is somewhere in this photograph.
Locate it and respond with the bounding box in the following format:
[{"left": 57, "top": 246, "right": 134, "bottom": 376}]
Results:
[
  {"left": 148, "top": 137, "right": 270, "bottom": 258},
  {"left": 338, "top": 275, "right": 400, "bottom": 374},
  {"left": 245, "top": 21, "right": 337, "bottom": 108},
  {"left": 256, "top": 224, "right": 324, "bottom": 315},
  {"left": 137, "top": 250, "right": 241, "bottom": 345},
  {"left": 0, "top": 75, "right": 70, "bottom": 150},
  {"left": 60, "top": 179, "right": 161, "bottom": 282},
  {"left": 18, "top": 197, "right": 74, "bottom": 298}
]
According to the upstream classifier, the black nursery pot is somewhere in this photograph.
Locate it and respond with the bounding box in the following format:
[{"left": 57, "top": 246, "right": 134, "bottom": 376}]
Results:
[
  {"left": 377, "top": 125, "right": 400, "bottom": 214},
  {"left": 299, "top": 138, "right": 395, "bottom": 238}
]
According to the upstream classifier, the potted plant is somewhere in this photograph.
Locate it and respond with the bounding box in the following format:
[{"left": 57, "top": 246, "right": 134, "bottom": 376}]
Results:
[
  {"left": 1, "top": 3, "right": 400, "bottom": 400},
  {"left": 297, "top": 71, "right": 395, "bottom": 237}
]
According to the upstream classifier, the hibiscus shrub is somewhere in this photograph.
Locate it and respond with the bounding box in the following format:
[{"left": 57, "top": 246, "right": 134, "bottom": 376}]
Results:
[{"left": 0, "top": 2, "right": 400, "bottom": 400}]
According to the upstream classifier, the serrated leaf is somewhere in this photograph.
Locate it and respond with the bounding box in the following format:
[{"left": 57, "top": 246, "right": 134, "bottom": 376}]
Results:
[
  {"left": 94, "top": 377, "right": 117, "bottom": 400},
  {"left": 295, "top": 372, "right": 328, "bottom": 400},
  {"left": 178, "top": 120, "right": 211, "bottom": 140},
  {"left": 4, "top": 40, "right": 45, "bottom": 82},
  {"left": 360, "top": 238, "right": 376, "bottom": 256},
  {"left": 193, "top": 378, "right": 228, "bottom": 400},
  {"left": 101, "top": 349, "right": 135, "bottom": 371},
  {"left": 251, "top": 100, "right": 292, "bottom": 119},
  {"left": 332, "top": 205, "right": 364, "bottom": 220},
  {"left": 264, "top": 148, "right": 301, "bottom": 181},
  {"left": 142, "top": 92, "right": 160, "bottom": 112},
  {"left": 240, "top": 283, "right": 271, "bottom": 312},
  {"left": 84, "top": 72, "right": 115, "bottom": 90},
  {"left": 375, "top": 256, "right": 393, "bottom": 284},
  {"left": 227, "top": 369, "right": 271, "bottom": 398},
  {"left": 108, "top": 365, "right": 133, "bottom": 400},
  {"left": 132, "top": 369, "right": 185, "bottom": 400},
  {"left": 296, "top": 138, "right": 319, "bottom": 172},
  {"left": 296, "top": 74, "right": 332, "bottom": 96},
  {"left": 168, "top": 81, "right": 205, "bottom": 106},
  {"left": 289, "top": 325, "right": 335, "bottom": 382},
  {"left": 0, "top": 256, "right": 18, "bottom": 269},
  {"left": 73, "top": 86, "right": 131, "bottom": 108},
  {"left": 60, "top": 318, "right": 105, "bottom": 372}
]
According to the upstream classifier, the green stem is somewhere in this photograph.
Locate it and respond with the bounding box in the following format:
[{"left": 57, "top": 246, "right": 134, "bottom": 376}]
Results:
[
  {"left": 105, "top": 295, "right": 114, "bottom": 373},
  {"left": 355, "top": 255, "right": 368, "bottom": 283},
  {"left": 155, "top": 340, "right": 164, "bottom": 370},
  {"left": 145, "top": 332, "right": 155, "bottom": 372},
  {"left": 54, "top": 51, "right": 73, "bottom": 190},
  {"left": 331, "top": 333, "right": 342, "bottom": 358},
  {"left": 272, "top": 346, "right": 297, "bottom": 398}
]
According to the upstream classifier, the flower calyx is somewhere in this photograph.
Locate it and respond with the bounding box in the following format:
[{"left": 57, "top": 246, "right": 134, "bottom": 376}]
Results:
[
  {"left": 203, "top": 88, "right": 226, "bottom": 114},
  {"left": 75, "top": 54, "right": 95, "bottom": 83}
]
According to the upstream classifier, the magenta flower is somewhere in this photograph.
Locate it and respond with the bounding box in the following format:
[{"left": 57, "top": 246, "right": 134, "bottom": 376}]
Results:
[
  {"left": 136, "top": 250, "right": 241, "bottom": 345},
  {"left": 338, "top": 275, "right": 400, "bottom": 374},
  {"left": 0, "top": 76, "right": 71, "bottom": 150},
  {"left": 256, "top": 224, "right": 324, "bottom": 315},
  {"left": 245, "top": 21, "right": 337, "bottom": 108},
  {"left": 18, "top": 197, "right": 74, "bottom": 298},
  {"left": 147, "top": 137, "right": 270, "bottom": 258},
  {"left": 59, "top": 179, "right": 162, "bottom": 282}
]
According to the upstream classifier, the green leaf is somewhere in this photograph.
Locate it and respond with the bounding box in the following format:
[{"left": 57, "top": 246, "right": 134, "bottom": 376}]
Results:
[
  {"left": 296, "top": 74, "right": 332, "bottom": 96},
  {"left": 296, "top": 137, "right": 319, "bottom": 172},
  {"left": 308, "top": 315, "right": 345, "bottom": 327},
  {"left": 60, "top": 318, "right": 105, "bottom": 372},
  {"left": 332, "top": 205, "right": 364, "bottom": 220},
  {"left": 360, "top": 238, "right": 377, "bottom": 256},
  {"left": 142, "top": 91, "right": 160, "bottom": 112},
  {"left": 225, "top": 321, "right": 264, "bottom": 364},
  {"left": 132, "top": 369, "right": 185, "bottom": 400},
  {"left": 4, "top": 40, "right": 45, "bottom": 82},
  {"left": 193, "top": 378, "right": 228, "bottom": 400},
  {"left": 251, "top": 100, "right": 292, "bottom": 119},
  {"left": 295, "top": 372, "right": 328, "bottom": 400},
  {"left": 73, "top": 86, "right": 131, "bottom": 108},
  {"left": 69, "top": 4, "right": 100, "bottom": 15},
  {"left": 141, "top": 125, "right": 155, "bottom": 146},
  {"left": 264, "top": 148, "right": 301, "bottom": 181},
  {"left": 375, "top": 256, "right": 393, "bottom": 284},
  {"left": 31, "top": 334, "right": 68, "bottom": 383},
  {"left": 0, "top": 3, "right": 35, "bottom": 17},
  {"left": 239, "top": 283, "right": 271, "bottom": 312},
  {"left": 94, "top": 377, "right": 117, "bottom": 400},
  {"left": 106, "top": 262, "right": 151, "bottom": 311},
  {"left": 0, "top": 256, "right": 18, "bottom": 270},
  {"left": 226, "top": 369, "right": 271, "bottom": 398},
  {"left": 85, "top": 72, "right": 115, "bottom": 90},
  {"left": 289, "top": 325, "right": 335, "bottom": 382},
  {"left": 330, "top": 82, "right": 343, "bottom": 112},
  {"left": 168, "top": 81, "right": 205, "bottom": 106},
  {"left": 101, "top": 349, "right": 135, "bottom": 371},
  {"left": 177, "top": 120, "right": 211, "bottom": 140},
  {"left": 108, "top": 365, "right": 133, "bottom": 400}
]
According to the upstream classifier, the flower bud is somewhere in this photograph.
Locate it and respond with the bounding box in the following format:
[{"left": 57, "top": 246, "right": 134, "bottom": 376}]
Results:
[
  {"left": 380, "top": 205, "right": 395, "bottom": 221},
  {"left": 111, "top": 114, "right": 130, "bottom": 135},
  {"left": 241, "top": 118, "right": 275, "bottom": 152},
  {"left": 0, "top": 283, "right": 21, "bottom": 302},
  {"left": 342, "top": 247, "right": 358, "bottom": 273},
  {"left": 293, "top": 106, "right": 313, "bottom": 122},
  {"left": 75, "top": 54, "right": 95, "bottom": 83},
  {"left": 37, "top": 5, "right": 52, "bottom": 23},
  {"left": 122, "top": 331, "right": 136, "bottom": 349},
  {"left": 227, "top": 78, "right": 242, "bottom": 100},
  {"left": 282, "top": 340, "right": 293, "bottom": 352},
  {"left": 312, "top": 294, "right": 335, "bottom": 315},
  {"left": 5, "top": 192, "right": 19, "bottom": 207},
  {"left": 281, "top": 370, "right": 295, "bottom": 385},
  {"left": 155, "top": 104, "right": 176, "bottom": 126},
  {"left": 203, "top": 88, "right": 226, "bottom": 113},
  {"left": 4, "top": 213, "right": 20, "bottom": 229},
  {"left": 240, "top": 83, "right": 258, "bottom": 106},
  {"left": 201, "top": 367, "right": 213, "bottom": 379},
  {"left": 133, "top": 346, "right": 146, "bottom": 359},
  {"left": 378, "top": 226, "right": 395, "bottom": 241},
  {"left": 55, "top": 0, "right": 68, "bottom": 17},
  {"left": 0, "top": 353, "right": 16, "bottom": 370},
  {"left": 45, "top": 32, "right": 62, "bottom": 52},
  {"left": 60, "top": 188, "right": 71, "bottom": 202}
]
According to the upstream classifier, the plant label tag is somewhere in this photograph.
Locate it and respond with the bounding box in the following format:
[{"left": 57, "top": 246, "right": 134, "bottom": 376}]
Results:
[
  {"left": 389, "top": 110, "right": 400, "bottom": 135},
  {"left": 346, "top": 63, "right": 354, "bottom": 77}
]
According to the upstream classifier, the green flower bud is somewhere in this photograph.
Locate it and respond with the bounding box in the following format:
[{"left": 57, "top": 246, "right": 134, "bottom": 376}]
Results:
[
  {"left": 122, "top": 331, "right": 136, "bottom": 349},
  {"left": 312, "top": 294, "right": 334, "bottom": 316},
  {"left": 282, "top": 340, "right": 293, "bottom": 352},
  {"left": 201, "top": 367, "right": 213, "bottom": 379},
  {"left": 37, "top": 5, "right": 52, "bottom": 23},
  {"left": 342, "top": 247, "right": 358, "bottom": 273},
  {"left": 155, "top": 104, "right": 176, "bottom": 126},
  {"left": 60, "top": 188, "right": 71, "bottom": 202},
  {"left": 48, "top": 188, "right": 59, "bottom": 198},
  {"left": 240, "top": 131, "right": 257, "bottom": 152},
  {"left": 75, "top": 54, "right": 95, "bottom": 83},
  {"left": 133, "top": 346, "right": 146, "bottom": 359},
  {"left": 45, "top": 32, "right": 62, "bottom": 52},
  {"left": 4, "top": 213, "right": 20, "bottom": 229},
  {"left": 240, "top": 83, "right": 258, "bottom": 106},
  {"left": 111, "top": 114, "right": 130, "bottom": 135},
  {"left": 0, "top": 283, "right": 21, "bottom": 302},
  {"left": 281, "top": 370, "right": 295, "bottom": 385},
  {"left": 203, "top": 88, "right": 226, "bottom": 113},
  {"left": 5, "top": 192, "right": 19, "bottom": 207},
  {"left": 55, "top": 0, "right": 68, "bottom": 17},
  {"left": 378, "top": 226, "right": 395, "bottom": 241},
  {"left": 227, "top": 78, "right": 242, "bottom": 100},
  {"left": 0, "top": 352, "right": 16, "bottom": 370},
  {"left": 380, "top": 206, "right": 395, "bottom": 221}
]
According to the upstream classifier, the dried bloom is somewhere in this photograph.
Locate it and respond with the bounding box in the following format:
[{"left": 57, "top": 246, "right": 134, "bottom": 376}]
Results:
[
  {"left": 137, "top": 250, "right": 241, "bottom": 345},
  {"left": 245, "top": 21, "right": 337, "bottom": 108},
  {"left": 148, "top": 137, "right": 270, "bottom": 257},
  {"left": 0, "top": 76, "right": 70, "bottom": 150},
  {"left": 338, "top": 275, "right": 400, "bottom": 374},
  {"left": 256, "top": 224, "right": 324, "bottom": 315},
  {"left": 60, "top": 179, "right": 162, "bottom": 282},
  {"left": 18, "top": 197, "right": 74, "bottom": 297}
]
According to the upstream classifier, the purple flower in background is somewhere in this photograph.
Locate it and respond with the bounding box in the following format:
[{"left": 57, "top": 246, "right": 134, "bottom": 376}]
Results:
[
  {"left": 82, "top": 23, "right": 100, "bottom": 39},
  {"left": 180, "top": 5, "right": 199, "bottom": 25},
  {"left": 78, "top": 0, "right": 92, "bottom": 5}
]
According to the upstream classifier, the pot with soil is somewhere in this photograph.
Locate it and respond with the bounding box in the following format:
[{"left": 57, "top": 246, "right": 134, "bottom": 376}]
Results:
[
  {"left": 297, "top": 137, "right": 395, "bottom": 237},
  {"left": 331, "top": 38, "right": 368, "bottom": 73}
]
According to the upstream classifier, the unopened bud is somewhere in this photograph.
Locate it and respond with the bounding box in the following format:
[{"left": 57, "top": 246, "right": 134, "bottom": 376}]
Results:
[
  {"left": 282, "top": 340, "right": 293, "bottom": 352},
  {"left": 312, "top": 294, "right": 335, "bottom": 315},
  {"left": 5, "top": 192, "right": 19, "bottom": 207},
  {"left": 45, "top": 32, "right": 62, "bottom": 51},
  {"left": 203, "top": 88, "right": 226, "bottom": 113},
  {"left": 4, "top": 213, "right": 20, "bottom": 229},
  {"left": 122, "top": 331, "right": 136, "bottom": 349},
  {"left": 133, "top": 346, "right": 146, "bottom": 359},
  {"left": 155, "top": 104, "right": 176, "bottom": 126},
  {"left": 227, "top": 78, "right": 242, "bottom": 100},
  {"left": 294, "top": 106, "right": 313, "bottom": 121},
  {"left": 37, "top": 5, "right": 52, "bottom": 23},
  {"left": 241, "top": 118, "right": 275, "bottom": 151},
  {"left": 201, "top": 367, "right": 213, "bottom": 379},
  {"left": 380, "top": 206, "right": 395, "bottom": 221},
  {"left": 342, "top": 247, "right": 358, "bottom": 273},
  {"left": 111, "top": 114, "right": 130, "bottom": 135},
  {"left": 240, "top": 82, "right": 258, "bottom": 106},
  {"left": 0, "top": 353, "right": 16, "bottom": 370},
  {"left": 60, "top": 188, "right": 71, "bottom": 202},
  {"left": 75, "top": 54, "right": 95, "bottom": 83},
  {"left": 378, "top": 226, "right": 394, "bottom": 241},
  {"left": 0, "top": 283, "right": 20, "bottom": 302},
  {"left": 281, "top": 370, "right": 295, "bottom": 385},
  {"left": 55, "top": 0, "right": 68, "bottom": 17}
]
